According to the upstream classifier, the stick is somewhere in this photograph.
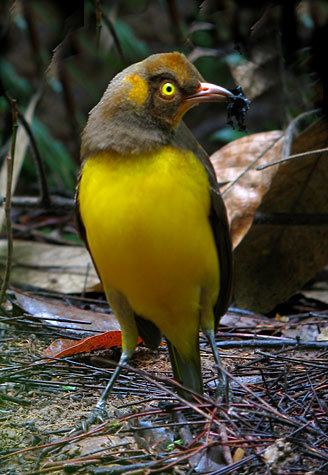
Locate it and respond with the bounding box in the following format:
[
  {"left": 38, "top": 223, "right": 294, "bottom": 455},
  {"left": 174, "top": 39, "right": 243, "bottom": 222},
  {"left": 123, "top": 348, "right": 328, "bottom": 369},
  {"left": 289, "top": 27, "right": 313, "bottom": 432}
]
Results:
[
  {"left": 256, "top": 146, "right": 328, "bottom": 171},
  {"left": 1, "top": 88, "right": 50, "bottom": 207},
  {"left": 0, "top": 195, "right": 74, "bottom": 210},
  {"left": 16, "top": 109, "right": 51, "bottom": 206},
  {"left": 215, "top": 338, "right": 328, "bottom": 350},
  {"left": 0, "top": 99, "right": 18, "bottom": 305},
  {"left": 222, "top": 134, "right": 284, "bottom": 196}
]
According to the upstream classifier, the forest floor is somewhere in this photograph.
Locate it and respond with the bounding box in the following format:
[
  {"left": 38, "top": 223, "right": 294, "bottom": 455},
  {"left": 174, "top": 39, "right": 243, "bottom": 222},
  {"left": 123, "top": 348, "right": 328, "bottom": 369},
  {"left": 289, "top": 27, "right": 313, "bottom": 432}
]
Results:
[{"left": 1, "top": 305, "right": 327, "bottom": 475}]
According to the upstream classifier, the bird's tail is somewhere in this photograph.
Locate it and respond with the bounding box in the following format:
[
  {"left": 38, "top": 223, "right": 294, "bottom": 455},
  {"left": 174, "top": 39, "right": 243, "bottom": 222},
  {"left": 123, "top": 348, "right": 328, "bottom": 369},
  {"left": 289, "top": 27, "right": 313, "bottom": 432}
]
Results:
[{"left": 167, "top": 339, "right": 203, "bottom": 399}]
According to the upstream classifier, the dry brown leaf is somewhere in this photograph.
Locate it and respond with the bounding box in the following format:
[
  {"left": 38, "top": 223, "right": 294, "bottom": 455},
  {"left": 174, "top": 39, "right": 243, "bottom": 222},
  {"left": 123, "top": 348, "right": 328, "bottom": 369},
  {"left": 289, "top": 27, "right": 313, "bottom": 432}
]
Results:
[
  {"left": 233, "top": 447, "right": 245, "bottom": 463},
  {"left": 282, "top": 324, "right": 320, "bottom": 342},
  {"left": 303, "top": 289, "right": 328, "bottom": 305},
  {"left": 75, "top": 433, "right": 136, "bottom": 457},
  {"left": 211, "top": 130, "right": 283, "bottom": 248},
  {"left": 221, "top": 311, "right": 274, "bottom": 328},
  {"left": 0, "top": 239, "right": 99, "bottom": 293},
  {"left": 263, "top": 439, "right": 293, "bottom": 469},
  {"left": 14, "top": 289, "right": 118, "bottom": 337},
  {"left": 232, "top": 119, "right": 328, "bottom": 312}
]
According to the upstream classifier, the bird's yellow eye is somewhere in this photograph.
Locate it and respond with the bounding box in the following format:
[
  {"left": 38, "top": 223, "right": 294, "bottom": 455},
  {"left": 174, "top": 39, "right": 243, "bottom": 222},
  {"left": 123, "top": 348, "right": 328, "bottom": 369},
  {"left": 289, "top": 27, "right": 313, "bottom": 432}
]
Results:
[{"left": 161, "top": 82, "right": 176, "bottom": 97}]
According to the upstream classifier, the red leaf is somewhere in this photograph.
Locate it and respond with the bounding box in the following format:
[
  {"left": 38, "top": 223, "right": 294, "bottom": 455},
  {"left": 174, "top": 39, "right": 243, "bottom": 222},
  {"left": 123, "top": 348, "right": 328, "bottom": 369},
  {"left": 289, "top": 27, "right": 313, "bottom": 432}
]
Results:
[{"left": 44, "top": 331, "right": 125, "bottom": 358}]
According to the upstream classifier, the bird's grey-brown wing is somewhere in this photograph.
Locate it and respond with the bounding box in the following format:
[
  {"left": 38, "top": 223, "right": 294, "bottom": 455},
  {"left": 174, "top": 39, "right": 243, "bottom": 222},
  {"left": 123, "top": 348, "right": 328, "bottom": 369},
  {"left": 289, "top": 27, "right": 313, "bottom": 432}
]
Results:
[
  {"left": 75, "top": 171, "right": 162, "bottom": 349},
  {"left": 174, "top": 122, "right": 233, "bottom": 324}
]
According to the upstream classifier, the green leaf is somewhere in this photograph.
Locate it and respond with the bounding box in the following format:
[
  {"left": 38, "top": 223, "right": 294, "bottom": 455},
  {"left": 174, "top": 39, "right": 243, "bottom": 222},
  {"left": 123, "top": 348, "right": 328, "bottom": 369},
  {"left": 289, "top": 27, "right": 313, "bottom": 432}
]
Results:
[
  {"left": 166, "top": 438, "right": 184, "bottom": 451},
  {"left": 114, "top": 19, "right": 149, "bottom": 60},
  {"left": 30, "top": 119, "right": 77, "bottom": 190},
  {"left": 0, "top": 60, "right": 32, "bottom": 97}
]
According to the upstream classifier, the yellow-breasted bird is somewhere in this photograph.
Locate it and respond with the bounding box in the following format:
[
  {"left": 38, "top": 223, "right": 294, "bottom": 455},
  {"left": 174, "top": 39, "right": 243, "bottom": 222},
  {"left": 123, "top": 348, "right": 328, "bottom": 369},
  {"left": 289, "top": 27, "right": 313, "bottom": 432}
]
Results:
[{"left": 76, "top": 52, "right": 233, "bottom": 418}]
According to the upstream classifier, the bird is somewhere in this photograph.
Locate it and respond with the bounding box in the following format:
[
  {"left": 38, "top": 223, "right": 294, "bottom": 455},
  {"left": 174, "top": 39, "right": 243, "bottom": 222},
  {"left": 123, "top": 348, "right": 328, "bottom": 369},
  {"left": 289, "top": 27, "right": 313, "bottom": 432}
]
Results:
[{"left": 76, "top": 52, "right": 233, "bottom": 420}]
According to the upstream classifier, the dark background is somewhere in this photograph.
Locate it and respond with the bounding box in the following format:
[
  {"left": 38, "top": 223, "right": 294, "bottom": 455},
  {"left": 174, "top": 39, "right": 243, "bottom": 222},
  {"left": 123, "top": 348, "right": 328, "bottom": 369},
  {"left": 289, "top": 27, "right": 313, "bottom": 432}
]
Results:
[{"left": 0, "top": 0, "right": 327, "bottom": 197}]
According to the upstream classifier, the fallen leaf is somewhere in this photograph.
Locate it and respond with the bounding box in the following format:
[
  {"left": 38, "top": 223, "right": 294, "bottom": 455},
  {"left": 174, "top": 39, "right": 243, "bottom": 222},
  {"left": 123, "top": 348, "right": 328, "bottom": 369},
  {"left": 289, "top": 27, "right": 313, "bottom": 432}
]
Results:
[
  {"left": 275, "top": 314, "right": 289, "bottom": 322},
  {"left": 263, "top": 438, "right": 293, "bottom": 469},
  {"left": 131, "top": 418, "right": 175, "bottom": 452},
  {"left": 227, "top": 118, "right": 328, "bottom": 312},
  {"left": 75, "top": 432, "right": 136, "bottom": 456},
  {"left": 13, "top": 289, "right": 145, "bottom": 358},
  {"left": 282, "top": 324, "right": 320, "bottom": 342},
  {"left": 13, "top": 289, "right": 118, "bottom": 337},
  {"left": 44, "top": 331, "right": 123, "bottom": 358},
  {"left": 221, "top": 311, "right": 274, "bottom": 328},
  {"left": 302, "top": 289, "right": 328, "bottom": 305},
  {"left": 233, "top": 447, "right": 245, "bottom": 463},
  {"left": 0, "top": 239, "right": 99, "bottom": 293},
  {"left": 317, "top": 328, "right": 328, "bottom": 341},
  {"left": 193, "top": 446, "right": 225, "bottom": 473},
  {"left": 211, "top": 130, "right": 283, "bottom": 248}
]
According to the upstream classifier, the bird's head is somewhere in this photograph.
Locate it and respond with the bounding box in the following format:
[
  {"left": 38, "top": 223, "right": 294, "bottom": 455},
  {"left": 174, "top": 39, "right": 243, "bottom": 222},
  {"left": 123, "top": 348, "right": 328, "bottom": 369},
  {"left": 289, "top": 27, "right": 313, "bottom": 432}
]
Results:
[{"left": 82, "top": 52, "right": 233, "bottom": 156}]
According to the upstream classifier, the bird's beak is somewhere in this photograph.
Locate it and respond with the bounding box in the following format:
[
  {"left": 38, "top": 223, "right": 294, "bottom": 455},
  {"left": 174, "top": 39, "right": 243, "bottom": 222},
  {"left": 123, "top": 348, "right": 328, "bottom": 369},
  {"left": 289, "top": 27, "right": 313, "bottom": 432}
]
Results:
[{"left": 185, "top": 82, "right": 234, "bottom": 104}]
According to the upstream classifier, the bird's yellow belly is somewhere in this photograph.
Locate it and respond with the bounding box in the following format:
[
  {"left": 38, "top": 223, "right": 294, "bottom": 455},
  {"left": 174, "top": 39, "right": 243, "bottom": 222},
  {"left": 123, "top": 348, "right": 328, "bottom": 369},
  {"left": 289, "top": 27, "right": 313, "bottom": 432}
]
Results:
[{"left": 78, "top": 146, "right": 219, "bottom": 351}]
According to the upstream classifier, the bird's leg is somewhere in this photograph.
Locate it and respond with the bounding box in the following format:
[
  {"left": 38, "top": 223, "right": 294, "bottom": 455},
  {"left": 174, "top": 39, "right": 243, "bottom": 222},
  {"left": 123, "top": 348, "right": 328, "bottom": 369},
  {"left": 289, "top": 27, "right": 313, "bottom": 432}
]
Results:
[
  {"left": 200, "top": 290, "right": 229, "bottom": 401},
  {"left": 80, "top": 352, "right": 130, "bottom": 431},
  {"left": 77, "top": 289, "right": 139, "bottom": 432},
  {"left": 204, "top": 329, "right": 229, "bottom": 402}
]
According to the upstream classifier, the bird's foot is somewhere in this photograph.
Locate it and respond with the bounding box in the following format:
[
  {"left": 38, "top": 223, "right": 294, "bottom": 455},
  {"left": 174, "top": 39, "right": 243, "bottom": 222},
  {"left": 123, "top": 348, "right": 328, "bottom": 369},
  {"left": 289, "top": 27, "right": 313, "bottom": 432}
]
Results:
[
  {"left": 74, "top": 402, "right": 109, "bottom": 434},
  {"left": 212, "top": 376, "right": 231, "bottom": 403}
]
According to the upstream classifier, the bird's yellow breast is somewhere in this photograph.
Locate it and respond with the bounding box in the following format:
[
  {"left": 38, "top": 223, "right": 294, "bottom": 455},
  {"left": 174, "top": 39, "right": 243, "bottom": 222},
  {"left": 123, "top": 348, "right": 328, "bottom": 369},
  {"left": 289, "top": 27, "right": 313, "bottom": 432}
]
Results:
[{"left": 78, "top": 146, "right": 219, "bottom": 358}]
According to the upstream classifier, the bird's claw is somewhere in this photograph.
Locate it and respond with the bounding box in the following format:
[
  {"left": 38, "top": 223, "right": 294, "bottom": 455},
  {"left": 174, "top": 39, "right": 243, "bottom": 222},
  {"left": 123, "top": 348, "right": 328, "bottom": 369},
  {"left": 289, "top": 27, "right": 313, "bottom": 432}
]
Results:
[
  {"left": 212, "top": 375, "right": 230, "bottom": 403},
  {"left": 74, "top": 403, "right": 109, "bottom": 434}
]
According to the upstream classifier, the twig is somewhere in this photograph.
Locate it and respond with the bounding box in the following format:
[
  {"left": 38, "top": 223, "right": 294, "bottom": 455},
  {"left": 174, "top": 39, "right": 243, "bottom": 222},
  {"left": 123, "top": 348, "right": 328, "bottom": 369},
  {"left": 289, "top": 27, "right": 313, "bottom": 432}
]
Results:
[
  {"left": 16, "top": 109, "right": 51, "bottom": 206},
  {"left": 88, "top": 0, "right": 126, "bottom": 62},
  {"left": 1, "top": 88, "right": 51, "bottom": 207},
  {"left": 215, "top": 339, "right": 328, "bottom": 350},
  {"left": 0, "top": 419, "right": 106, "bottom": 462},
  {"left": 256, "top": 146, "right": 328, "bottom": 171},
  {"left": 188, "top": 46, "right": 233, "bottom": 63},
  {"left": 280, "top": 109, "right": 320, "bottom": 167},
  {"left": 222, "top": 134, "right": 283, "bottom": 196},
  {"left": 207, "top": 452, "right": 263, "bottom": 475},
  {"left": 219, "top": 423, "right": 233, "bottom": 465},
  {"left": 0, "top": 195, "right": 74, "bottom": 209},
  {"left": 0, "top": 99, "right": 18, "bottom": 305}
]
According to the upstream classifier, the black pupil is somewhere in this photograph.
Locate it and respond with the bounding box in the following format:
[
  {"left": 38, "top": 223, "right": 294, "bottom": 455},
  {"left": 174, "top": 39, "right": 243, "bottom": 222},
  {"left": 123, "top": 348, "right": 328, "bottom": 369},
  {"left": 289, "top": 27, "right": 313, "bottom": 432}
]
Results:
[{"left": 166, "top": 85, "right": 172, "bottom": 92}]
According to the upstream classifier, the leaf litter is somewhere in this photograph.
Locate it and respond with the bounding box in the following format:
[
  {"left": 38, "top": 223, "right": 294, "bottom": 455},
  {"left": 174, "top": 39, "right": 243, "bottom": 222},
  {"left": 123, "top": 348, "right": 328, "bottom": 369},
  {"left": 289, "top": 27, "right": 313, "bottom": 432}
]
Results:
[
  {"left": 212, "top": 117, "right": 328, "bottom": 312},
  {"left": 1, "top": 290, "right": 328, "bottom": 474}
]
